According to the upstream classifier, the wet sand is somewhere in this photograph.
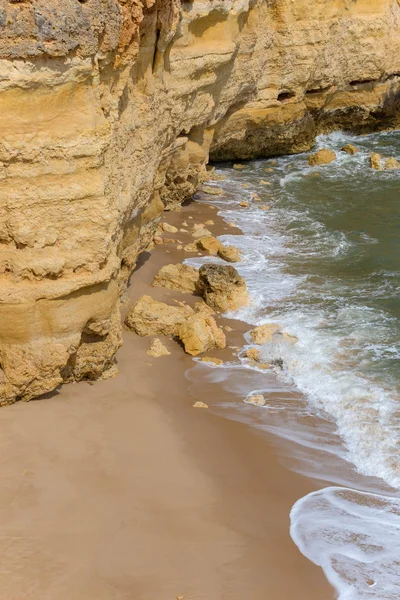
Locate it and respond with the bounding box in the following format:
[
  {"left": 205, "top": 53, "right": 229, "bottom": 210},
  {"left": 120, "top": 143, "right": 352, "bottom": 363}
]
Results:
[{"left": 0, "top": 197, "right": 334, "bottom": 599}]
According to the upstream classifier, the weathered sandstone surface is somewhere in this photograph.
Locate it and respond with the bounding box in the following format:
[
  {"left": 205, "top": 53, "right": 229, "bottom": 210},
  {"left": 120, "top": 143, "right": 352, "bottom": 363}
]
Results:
[{"left": 1, "top": 0, "right": 400, "bottom": 403}]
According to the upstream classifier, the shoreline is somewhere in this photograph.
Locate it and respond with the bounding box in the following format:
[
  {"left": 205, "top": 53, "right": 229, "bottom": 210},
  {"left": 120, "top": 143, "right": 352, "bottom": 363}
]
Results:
[{"left": 0, "top": 195, "right": 334, "bottom": 599}]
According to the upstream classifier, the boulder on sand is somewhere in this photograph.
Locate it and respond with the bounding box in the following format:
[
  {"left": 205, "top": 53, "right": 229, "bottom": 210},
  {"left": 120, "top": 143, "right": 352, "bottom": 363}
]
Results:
[
  {"left": 197, "top": 264, "right": 250, "bottom": 312},
  {"left": 197, "top": 236, "right": 222, "bottom": 256},
  {"left": 178, "top": 313, "right": 226, "bottom": 356},
  {"left": 152, "top": 263, "right": 199, "bottom": 293},
  {"left": 125, "top": 295, "right": 193, "bottom": 337},
  {"left": 147, "top": 338, "right": 171, "bottom": 357},
  {"left": 308, "top": 148, "right": 336, "bottom": 166}
]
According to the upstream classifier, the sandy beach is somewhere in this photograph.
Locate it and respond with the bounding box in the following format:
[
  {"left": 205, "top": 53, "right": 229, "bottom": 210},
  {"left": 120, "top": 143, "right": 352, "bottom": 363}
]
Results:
[{"left": 0, "top": 197, "right": 334, "bottom": 600}]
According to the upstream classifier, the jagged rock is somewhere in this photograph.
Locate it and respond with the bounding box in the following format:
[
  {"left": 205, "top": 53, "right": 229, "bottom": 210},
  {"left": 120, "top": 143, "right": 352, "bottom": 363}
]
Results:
[
  {"left": 308, "top": 148, "right": 336, "bottom": 166},
  {"left": 178, "top": 313, "right": 226, "bottom": 356},
  {"left": 249, "top": 324, "right": 282, "bottom": 344},
  {"left": 152, "top": 263, "right": 199, "bottom": 293},
  {"left": 193, "top": 401, "right": 208, "bottom": 409},
  {"left": 192, "top": 228, "right": 212, "bottom": 239},
  {"left": 197, "top": 236, "right": 222, "bottom": 256},
  {"left": 385, "top": 157, "right": 400, "bottom": 169},
  {"left": 245, "top": 394, "right": 267, "bottom": 406},
  {"left": 341, "top": 144, "right": 359, "bottom": 155},
  {"left": 161, "top": 222, "right": 178, "bottom": 233},
  {"left": 218, "top": 245, "right": 241, "bottom": 262},
  {"left": 198, "top": 264, "right": 250, "bottom": 312},
  {"left": 147, "top": 339, "right": 171, "bottom": 358},
  {"left": 370, "top": 153, "right": 383, "bottom": 170},
  {"left": 200, "top": 357, "right": 224, "bottom": 366},
  {"left": 202, "top": 186, "right": 223, "bottom": 196},
  {"left": 125, "top": 296, "right": 193, "bottom": 337}
]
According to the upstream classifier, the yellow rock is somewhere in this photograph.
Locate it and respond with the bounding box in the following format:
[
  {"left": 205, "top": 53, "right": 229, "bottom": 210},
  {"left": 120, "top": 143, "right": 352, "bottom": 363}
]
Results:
[
  {"left": 192, "top": 228, "right": 212, "bottom": 239},
  {"left": 197, "top": 236, "right": 222, "bottom": 256},
  {"left": 198, "top": 264, "right": 250, "bottom": 312},
  {"left": 194, "top": 300, "right": 215, "bottom": 316},
  {"left": 193, "top": 401, "right": 208, "bottom": 409},
  {"left": 341, "top": 144, "right": 359, "bottom": 155},
  {"left": 218, "top": 245, "right": 241, "bottom": 263},
  {"left": 246, "top": 347, "right": 261, "bottom": 362},
  {"left": 125, "top": 296, "right": 193, "bottom": 337},
  {"left": 249, "top": 323, "right": 281, "bottom": 344},
  {"left": 202, "top": 185, "right": 223, "bottom": 196},
  {"left": 239, "top": 201, "right": 249, "bottom": 208},
  {"left": 161, "top": 222, "right": 178, "bottom": 233},
  {"left": 370, "top": 153, "right": 383, "bottom": 171},
  {"left": 245, "top": 394, "right": 266, "bottom": 406},
  {"left": 233, "top": 164, "right": 246, "bottom": 170},
  {"left": 308, "top": 148, "right": 336, "bottom": 166},
  {"left": 204, "top": 220, "right": 215, "bottom": 226},
  {"left": 260, "top": 204, "right": 271, "bottom": 210},
  {"left": 183, "top": 243, "right": 197, "bottom": 253},
  {"left": 152, "top": 263, "right": 199, "bottom": 293},
  {"left": 200, "top": 357, "right": 224, "bottom": 366},
  {"left": 385, "top": 157, "right": 400, "bottom": 170},
  {"left": 147, "top": 338, "right": 171, "bottom": 358},
  {"left": 178, "top": 313, "right": 226, "bottom": 357}
]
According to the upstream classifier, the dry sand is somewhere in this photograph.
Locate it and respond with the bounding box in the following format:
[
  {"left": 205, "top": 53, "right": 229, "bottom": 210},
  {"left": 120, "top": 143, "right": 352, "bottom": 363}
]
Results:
[{"left": 0, "top": 196, "right": 334, "bottom": 599}]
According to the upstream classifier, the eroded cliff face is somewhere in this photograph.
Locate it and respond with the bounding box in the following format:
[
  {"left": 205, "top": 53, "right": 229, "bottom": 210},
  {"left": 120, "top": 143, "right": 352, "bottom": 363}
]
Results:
[{"left": 0, "top": 0, "right": 399, "bottom": 404}]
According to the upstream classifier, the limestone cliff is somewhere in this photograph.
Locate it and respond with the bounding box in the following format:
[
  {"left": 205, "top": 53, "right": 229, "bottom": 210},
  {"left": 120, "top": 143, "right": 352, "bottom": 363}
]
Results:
[{"left": 0, "top": 0, "right": 399, "bottom": 404}]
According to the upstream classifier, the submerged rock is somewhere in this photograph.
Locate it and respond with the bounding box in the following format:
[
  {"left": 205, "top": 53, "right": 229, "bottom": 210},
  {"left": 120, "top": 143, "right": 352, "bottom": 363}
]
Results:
[
  {"left": 152, "top": 263, "right": 199, "bottom": 293},
  {"left": 249, "top": 323, "right": 281, "bottom": 344},
  {"left": 341, "top": 144, "right": 359, "bottom": 155},
  {"left": 308, "top": 148, "right": 336, "bottom": 166},
  {"left": 198, "top": 264, "right": 250, "bottom": 312},
  {"left": 370, "top": 153, "right": 383, "bottom": 170},
  {"left": 202, "top": 185, "right": 223, "bottom": 196},
  {"left": 385, "top": 157, "right": 400, "bottom": 170},
  {"left": 200, "top": 357, "right": 224, "bottom": 366},
  {"left": 147, "top": 338, "right": 171, "bottom": 358},
  {"left": 245, "top": 394, "right": 267, "bottom": 407},
  {"left": 125, "top": 296, "right": 193, "bottom": 337},
  {"left": 178, "top": 313, "right": 226, "bottom": 356}
]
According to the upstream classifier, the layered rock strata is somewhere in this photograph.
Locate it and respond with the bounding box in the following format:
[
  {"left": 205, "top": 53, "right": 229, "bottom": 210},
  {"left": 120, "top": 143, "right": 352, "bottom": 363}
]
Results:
[{"left": 1, "top": 0, "right": 400, "bottom": 404}]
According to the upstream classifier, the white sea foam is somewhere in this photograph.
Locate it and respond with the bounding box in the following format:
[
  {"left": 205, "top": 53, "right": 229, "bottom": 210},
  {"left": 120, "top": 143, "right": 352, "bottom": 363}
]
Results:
[{"left": 190, "top": 131, "right": 400, "bottom": 598}]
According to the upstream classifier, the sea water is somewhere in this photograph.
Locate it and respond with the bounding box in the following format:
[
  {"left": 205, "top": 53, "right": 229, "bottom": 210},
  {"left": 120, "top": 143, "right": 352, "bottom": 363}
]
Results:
[{"left": 186, "top": 131, "right": 400, "bottom": 599}]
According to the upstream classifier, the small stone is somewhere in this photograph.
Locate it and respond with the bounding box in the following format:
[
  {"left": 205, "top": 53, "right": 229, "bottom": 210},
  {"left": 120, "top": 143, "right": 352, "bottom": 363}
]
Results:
[
  {"left": 183, "top": 243, "right": 197, "bottom": 252},
  {"left": 147, "top": 338, "right": 171, "bottom": 358},
  {"left": 308, "top": 148, "right": 336, "bottom": 166},
  {"left": 228, "top": 222, "right": 236, "bottom": 227},
  {"left": 341, "top": 144, "right": 359, "bottom": 155},
  {"left": 259, "top": 180, "right": 271, "bottom": 185},
  {"left": 200, "top": 357, "right": 224, "bottom": 366},
  {"left": 370, "top": 153, "right": 383, "bottom": 170},
  {"left": 259, "top": 204, "right": 271, "bottom": 210},
  {"left": 193, "top": 401, "right": 209, "bottom": 408},
  {"left": 202, "top": 185, "right": 223, "bottom": 196},
  {"left": 204, "top": 219, "right": 214, "bottom": 226},
  {"left": 162, "top": 222, "right": 178, "bottom": 233},
  {"left": 182, "top": 221, "right": 188, "bottom": 227},
  {"left": 179, "top": 228, "right": 189, "bottom": 233},
  {"left": 177, "top": 245, "right": 183, "bottom": 250},
  {"left": 245, "top": 394, "right": 266, "bottom": 407},
  {"left": 239, "top": 201, "right": 249, "bottom": 208},
  {"left": 233, "top": 163, "right": 246, "bottom": 170},
  {"left": 251, "top": 193, "right": 261, "bottom": 201},
  {"left": 246, "top": 347, "right": 261, "bottom": 362},
  {"left": 154, "top": 236, "right": 164, "bottom": 245},
  {"left": 264, "top": 167, "right": 274, "bottom": 173},
  {"left": 224, "top": 325, "right": 233, "bottom": 332}
]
